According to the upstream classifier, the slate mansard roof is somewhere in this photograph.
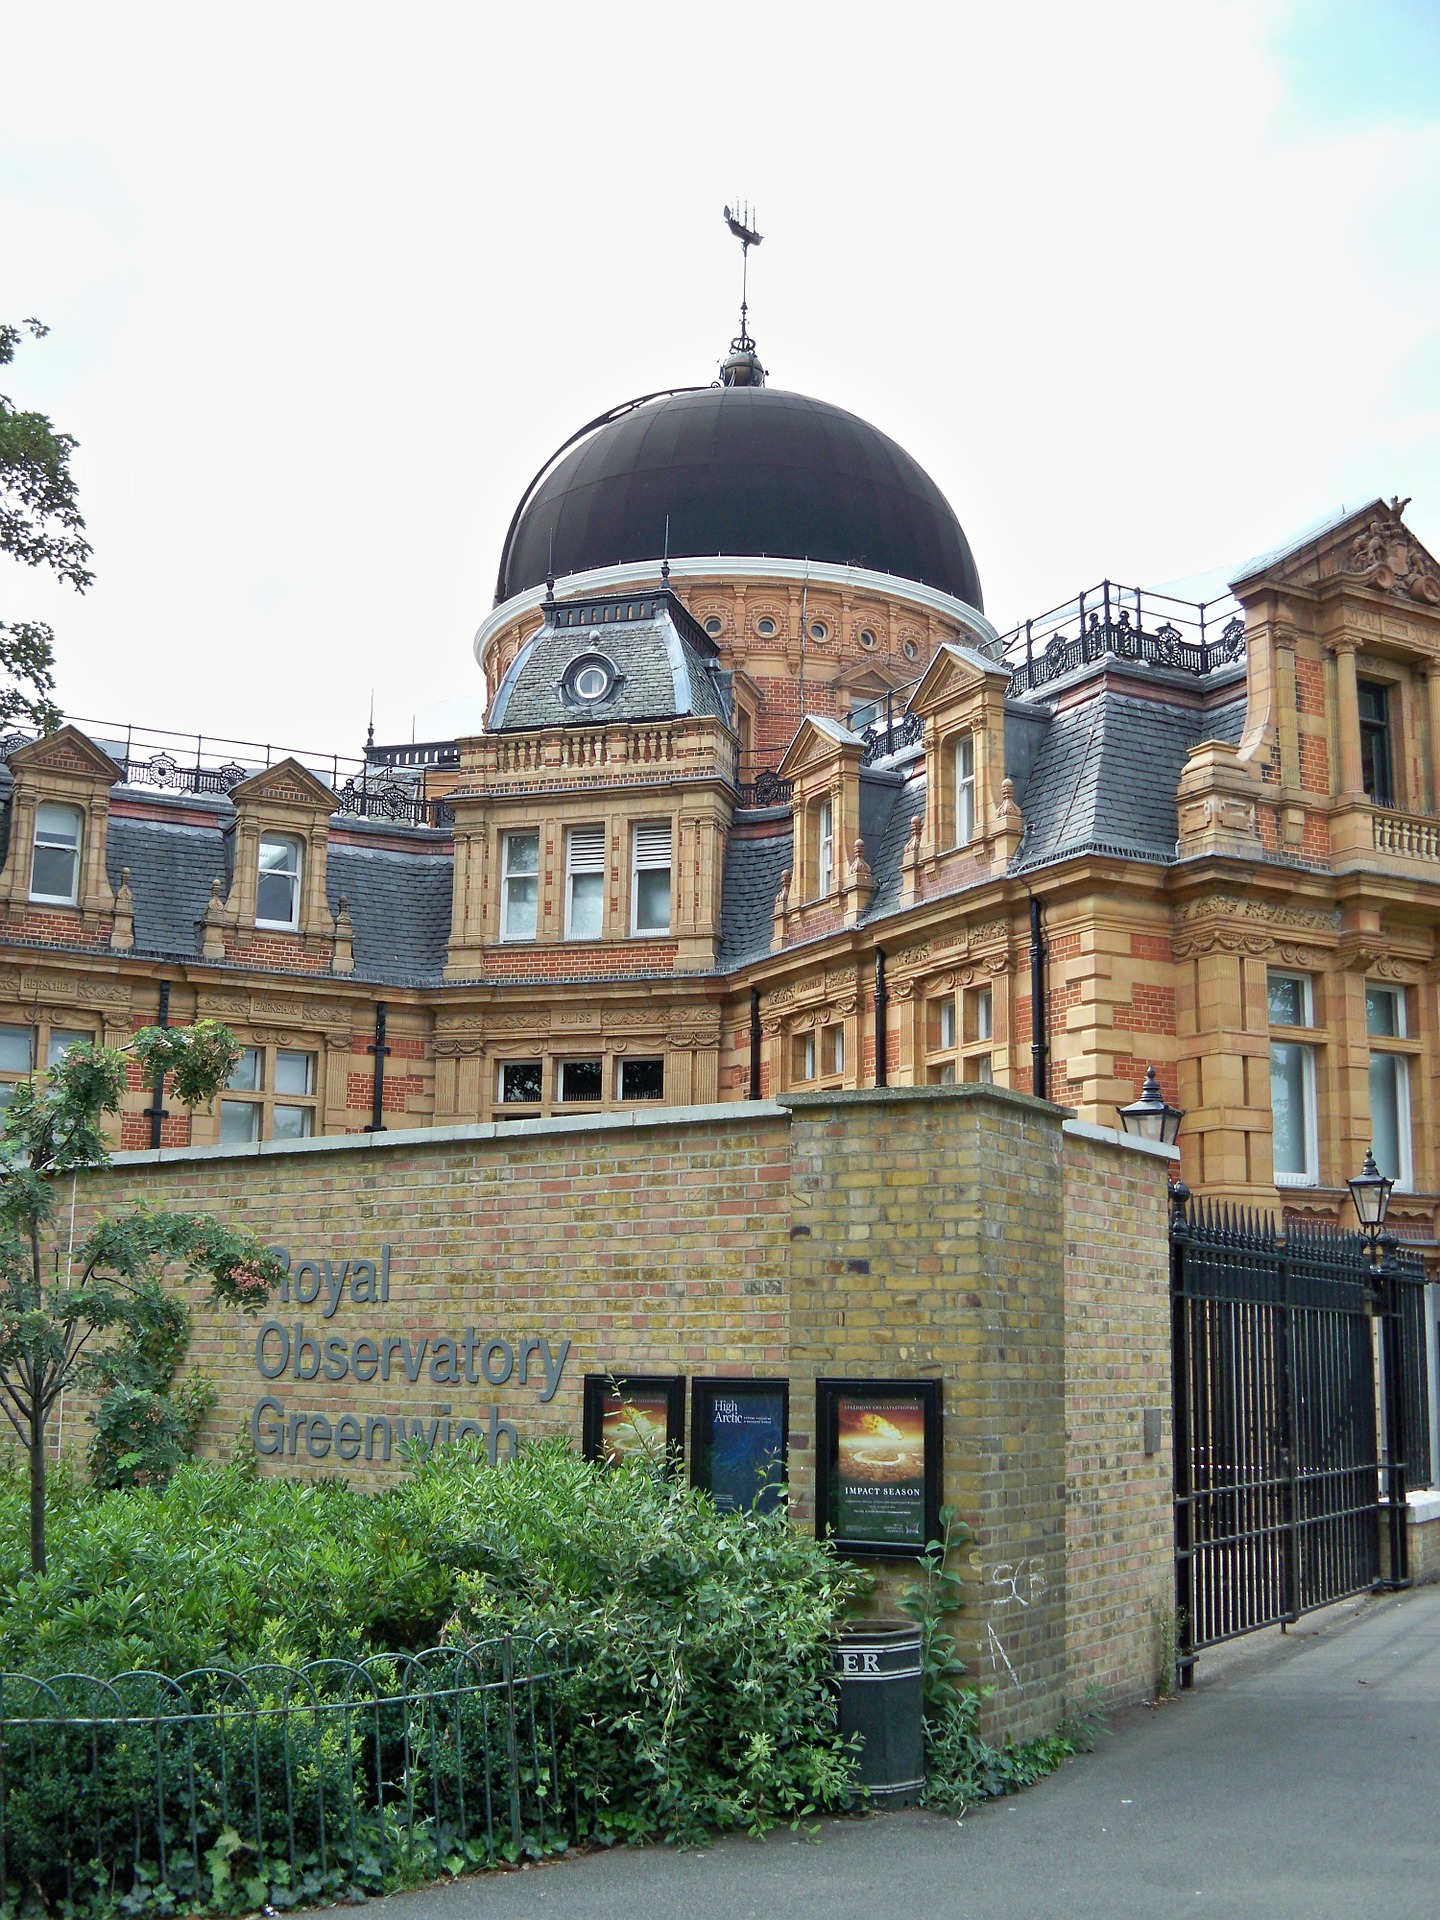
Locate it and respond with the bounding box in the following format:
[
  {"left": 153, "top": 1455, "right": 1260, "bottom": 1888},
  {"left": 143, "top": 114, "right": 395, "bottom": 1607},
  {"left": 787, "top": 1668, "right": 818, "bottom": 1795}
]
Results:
[
  {"left": 488, "top": 588, "right": 731, "bottom": 732},
  {"left": 0, "top": 658, "right": 1252, "bottom": 989}
]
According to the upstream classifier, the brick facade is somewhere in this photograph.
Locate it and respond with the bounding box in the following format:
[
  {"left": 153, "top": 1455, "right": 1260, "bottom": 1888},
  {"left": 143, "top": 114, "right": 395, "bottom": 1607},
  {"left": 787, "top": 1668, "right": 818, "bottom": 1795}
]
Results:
[{"left": 64, "top": 1085, "right": 1175, "bottom": 1738}]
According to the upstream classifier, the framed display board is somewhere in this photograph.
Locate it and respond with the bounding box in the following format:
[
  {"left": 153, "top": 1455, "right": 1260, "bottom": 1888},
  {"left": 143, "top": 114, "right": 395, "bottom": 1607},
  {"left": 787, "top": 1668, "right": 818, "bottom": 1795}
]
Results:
[
  {"left": 582, "top": 1374, "right": 685, "bottom": 1469},
  {"left": 814, "top": 1378, "right": 943, "bottom": 1558},
  {"left": 690, "top": 1378, "right": 789, "bottom": 1515}
]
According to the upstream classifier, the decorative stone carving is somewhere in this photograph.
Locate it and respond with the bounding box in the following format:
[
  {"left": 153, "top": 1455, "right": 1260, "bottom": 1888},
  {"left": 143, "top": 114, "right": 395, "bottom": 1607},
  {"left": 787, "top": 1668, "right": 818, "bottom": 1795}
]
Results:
[
  {"left": 331, "top": 896, "right": 355, "bottom": 975},
  {"left": 110, "top": 868, "right": 134, "bottom": 952},
  {"left": 1348, "top": 511, "right": 1440, "bottom": 605}
]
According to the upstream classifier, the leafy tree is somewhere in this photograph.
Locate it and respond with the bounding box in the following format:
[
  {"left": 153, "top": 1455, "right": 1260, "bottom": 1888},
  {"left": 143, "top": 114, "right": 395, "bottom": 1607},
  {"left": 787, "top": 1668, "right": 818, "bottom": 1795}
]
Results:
[
  {"left": 0, "top": 317, "right": 92, "bottom": 732},
  {"left": 0, "top": 1022, "right": 285, "bottom": 1572}
]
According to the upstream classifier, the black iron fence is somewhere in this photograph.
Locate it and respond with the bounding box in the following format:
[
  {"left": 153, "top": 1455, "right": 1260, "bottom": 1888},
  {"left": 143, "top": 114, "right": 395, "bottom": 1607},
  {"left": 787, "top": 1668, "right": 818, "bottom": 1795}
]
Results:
[
  {"left": 0, "top": 719, "right": 456, "bottom": 832},
  {"left": 1172, "top": 1204, "right": 1431, "bottom": 1682},
  {"left": 0, "top": 1637, "right": 568, "bottom": 1916},
  {"left": 999, "top": 581, "right": 1246, "bottom": 696}
]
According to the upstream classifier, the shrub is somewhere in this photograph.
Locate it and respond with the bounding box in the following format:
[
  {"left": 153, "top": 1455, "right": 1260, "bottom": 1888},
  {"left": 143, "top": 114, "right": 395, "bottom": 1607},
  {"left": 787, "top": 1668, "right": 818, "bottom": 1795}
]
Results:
[{"left": 0, "top": 1445, "right": 864, "bottom": 1914}]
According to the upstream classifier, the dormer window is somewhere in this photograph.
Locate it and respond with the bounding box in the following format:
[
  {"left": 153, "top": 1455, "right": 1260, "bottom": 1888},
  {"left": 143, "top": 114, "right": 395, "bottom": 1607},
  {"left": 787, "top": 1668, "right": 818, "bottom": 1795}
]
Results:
[
  {"left": 954, "top": 735, "right": 976, "bottom": 846},
  {"left": 562, "top": 653, "right": 617, "bottom": 707},
  {"left": 816, "top": 796, "right": 834, "bottom": 897},
  {"left": 30, "top": 803, "right": 82, "bottom": 906},
  {"left": 257, "top": 834, "right": 303, "bottom": 929}
]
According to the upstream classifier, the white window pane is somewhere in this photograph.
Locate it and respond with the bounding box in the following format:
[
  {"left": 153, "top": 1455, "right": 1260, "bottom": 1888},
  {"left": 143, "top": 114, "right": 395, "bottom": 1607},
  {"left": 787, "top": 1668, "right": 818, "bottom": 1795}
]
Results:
[
  {"left": 1270, "top": 1042, "right": 1311, "bottom": 1178},
  {"left": 47, "top": 1030, "right": 90, "bottom": 1067},
  {"left": 566, "top": 826, "right": 605, "bottom": 872},
  {"left": 956, "top": 734, "right": 976, "bottom": 844},
  {"left": 934, "top": 1061, "right": 956, "bottom": 1085},
  {"left": 257, "top": 872, "right": 298, "bottom": 925},
  {"left": 634, "top": 867, "right": 670, "bottom": 932},
  {"left": 976, "top": 1055, "right": 994, "bottom": 1084},
  {"left": 934, "top": 999, "right": 956, "bottom": 1050},
  {"left": 505, "top": 832, "right": 539, "bottom": 876},
  {"left": 0, "top": 1026, "right": 33, "bottom": 1073},
  {"left": 227, "top": 1048, "right": 262, "bottom": 1091},
  {"left": 35, "top": 803, "right": 82, "bottom": 847},
  {"left": 976, "top": 988, "right": 993, "bottom": 1040},
  {"left": 503, "top": 873, "right": 538, "bottom": 940},
  {"left": 1365, "top": 986, "right": 1401, "bottom": 1038},
  {"left": 30, "top": 844, "right": 79, "bottom": 903},
  {"left": 568, "top": 871, "right": 604, "bottom": 939},
  {"left": 500, "top": 1061, "right": 542, "bottom": 1104},
  {"left": 275, "top": 1051, "right": 315, "bottom": 1096},
  {"left": 259, "top": 836, "right": 300, "bottom": 876},
  {"left": 1267, "top": 974, "right": 1308, "bottom": 1026},
  {"left": 272, "top": 1105, "right": 314, "bottom": 1140},
  {"left": 1369, "top": 1052, "right": 1408, "bottom": 1183},
  {"left": 219, "top": 1100, "right": 260, "bottom": 1143}
]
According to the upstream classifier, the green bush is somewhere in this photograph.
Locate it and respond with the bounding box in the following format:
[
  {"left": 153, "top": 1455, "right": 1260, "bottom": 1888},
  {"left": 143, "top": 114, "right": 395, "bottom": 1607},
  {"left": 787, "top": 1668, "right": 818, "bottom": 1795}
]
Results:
[{"left": 0, "top": 1445, "right": 864, "bottom": 1915}]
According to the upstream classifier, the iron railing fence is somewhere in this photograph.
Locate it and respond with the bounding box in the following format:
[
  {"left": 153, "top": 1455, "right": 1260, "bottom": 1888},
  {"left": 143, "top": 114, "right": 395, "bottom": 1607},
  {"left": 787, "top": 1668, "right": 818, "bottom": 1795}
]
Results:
[
  {"left": 1397, "top": 1264, "right": 1435, "bottom": 1491},
  {"left": 0, "top": 718, "right": 456, "bottom": 832},
  {"left": 999, "top": 581, "right": 1246, "bottom": 696},
  {"left": 0, "top": 1637, "right": 570, "bottom": 1918},
  {"left": 1172, "top": 1204, "right": 1432, "bottom": 1682}
]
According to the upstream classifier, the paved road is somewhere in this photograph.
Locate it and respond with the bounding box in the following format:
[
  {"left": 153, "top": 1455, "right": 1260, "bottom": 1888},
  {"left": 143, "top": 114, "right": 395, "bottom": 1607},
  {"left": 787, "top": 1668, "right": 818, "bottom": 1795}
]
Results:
[{"left": 377, "top": 1584, "right": 1440, "bottom": 1920}]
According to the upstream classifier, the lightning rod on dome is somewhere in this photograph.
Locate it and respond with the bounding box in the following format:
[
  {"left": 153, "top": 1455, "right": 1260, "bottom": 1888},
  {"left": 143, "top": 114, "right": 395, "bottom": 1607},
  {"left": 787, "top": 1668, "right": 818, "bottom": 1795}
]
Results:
[{"left": 720, "top": 203, "right": 766, "bottom": 389}]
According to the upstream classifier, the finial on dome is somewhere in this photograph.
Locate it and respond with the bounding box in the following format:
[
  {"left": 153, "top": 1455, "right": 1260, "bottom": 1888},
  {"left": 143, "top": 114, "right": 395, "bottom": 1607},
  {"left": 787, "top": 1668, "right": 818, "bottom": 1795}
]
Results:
[{"left": 720, "top": 202, "right": 767, "bottom": 388}]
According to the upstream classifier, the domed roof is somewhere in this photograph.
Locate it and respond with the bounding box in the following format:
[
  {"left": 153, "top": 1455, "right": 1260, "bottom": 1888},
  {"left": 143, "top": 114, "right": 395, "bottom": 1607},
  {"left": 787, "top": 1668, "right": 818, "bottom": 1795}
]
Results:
[{"left": 495, "top": 387, "right": 982, "bottom": 611}]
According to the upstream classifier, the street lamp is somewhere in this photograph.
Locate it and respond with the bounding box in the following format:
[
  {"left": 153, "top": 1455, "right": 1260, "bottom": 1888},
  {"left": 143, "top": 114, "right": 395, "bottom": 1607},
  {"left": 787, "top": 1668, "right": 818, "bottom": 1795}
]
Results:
[
  {"left": 1119, "top": 1064, "right": 1188, "bottom": 1227},
  {"left": 1118, "top": 1064, "right": 1184, "bottom": 1147},
  {"left": 1347, "top": 1146, "right": 1395, "bottom": 1253}
]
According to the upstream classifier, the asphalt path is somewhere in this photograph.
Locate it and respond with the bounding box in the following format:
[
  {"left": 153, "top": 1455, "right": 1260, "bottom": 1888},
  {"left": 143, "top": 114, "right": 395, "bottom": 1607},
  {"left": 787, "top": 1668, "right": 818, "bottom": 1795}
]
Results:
[{"left": 375, "top": 1583, "right": 1440, "bottom": 1920}]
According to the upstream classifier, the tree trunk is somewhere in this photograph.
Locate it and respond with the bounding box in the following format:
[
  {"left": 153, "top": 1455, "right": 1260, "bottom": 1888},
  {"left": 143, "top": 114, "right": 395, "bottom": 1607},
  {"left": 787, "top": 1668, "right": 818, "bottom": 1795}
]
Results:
[{"left": 29, "top": 1418, "right": 46, "bottom": 1575}]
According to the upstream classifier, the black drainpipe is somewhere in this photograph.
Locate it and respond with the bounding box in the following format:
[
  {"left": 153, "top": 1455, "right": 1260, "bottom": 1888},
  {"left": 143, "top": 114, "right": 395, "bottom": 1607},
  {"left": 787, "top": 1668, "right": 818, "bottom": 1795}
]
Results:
[
  {"left": 1029, "top": 897, "right": 1049, "bottom": 1101},
  {"left": 749, "top": 988, "right": 762, "bottom": 1100},
  {"left": 873, "top": 949, "right": 888, "bottom": 1087},
  {"left": 144, "top": 981, "right": 170, "bottom": 1149},
  {"left": 365, "top": 1001, "right": 390, "bottom": 1133}
]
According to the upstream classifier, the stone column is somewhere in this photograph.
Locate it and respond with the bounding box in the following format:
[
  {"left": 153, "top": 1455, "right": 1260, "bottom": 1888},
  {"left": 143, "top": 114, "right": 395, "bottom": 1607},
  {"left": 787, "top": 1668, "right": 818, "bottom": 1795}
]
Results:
[
  {"left": 1424, "top": 667, "right": 1440, "bottom": 814},
  {"left": 1330, "top": 636, "right": 1366, "bottom": 797}
]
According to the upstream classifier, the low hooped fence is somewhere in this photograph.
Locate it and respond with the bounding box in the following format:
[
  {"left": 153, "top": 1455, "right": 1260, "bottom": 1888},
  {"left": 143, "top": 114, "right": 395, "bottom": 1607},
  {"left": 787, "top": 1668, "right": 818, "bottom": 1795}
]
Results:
[{"left": 0, "top": 1638, "right": 571, "bottom": 1917}]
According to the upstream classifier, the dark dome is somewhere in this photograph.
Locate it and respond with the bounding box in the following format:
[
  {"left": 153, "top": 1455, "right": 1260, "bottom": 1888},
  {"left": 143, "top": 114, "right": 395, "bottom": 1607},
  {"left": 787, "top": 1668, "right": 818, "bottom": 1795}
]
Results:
[{"left": 496, "top": 387, "right": 982, "bottom": 611}]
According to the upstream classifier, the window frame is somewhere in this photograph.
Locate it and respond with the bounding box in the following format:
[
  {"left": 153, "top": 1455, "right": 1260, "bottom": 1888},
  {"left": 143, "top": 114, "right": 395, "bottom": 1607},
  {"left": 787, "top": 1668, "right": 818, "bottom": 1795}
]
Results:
[
  {"left": 256, "top": 833, "right": 304, "bottom": 931},
  {"left": 564, "top": 824, "right": 606, "bottom": 942},
  {"left": 630, "top": 821, "right": 673, "bottom": 937},
  {"left": 30, "top": 802, "right": 84, "bottom": 907},
  {"left": 501, "top": 829, "right": 541, "bottom": 943},
  {"left": 1366, "top": 982, "right": 1414, "bottom": 1190},
  {"left": 497, "top": 1058, "right": 543, "bottom": 1108},
  {"left": 815, "top": 796, "right": 834, "bottom": 899},
  {"left": 954, "top": 734, "right": 976, "bottom": 847},
  {"left": 215, "top": 1040, "right": 320, "bottom": 1144},
  {"left": 1357, "top": 677, "right": 1394, "bottom": 808},
  {"left": 617, "top": 1056, "right": 665, "bottom": 1101}
]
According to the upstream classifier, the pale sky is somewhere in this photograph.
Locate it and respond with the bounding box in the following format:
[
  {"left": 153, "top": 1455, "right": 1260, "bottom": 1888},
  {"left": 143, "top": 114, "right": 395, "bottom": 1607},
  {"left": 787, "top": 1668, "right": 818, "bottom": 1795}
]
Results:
[{"left": 2, "top": 0, "right": 1438, "bottom": 760}]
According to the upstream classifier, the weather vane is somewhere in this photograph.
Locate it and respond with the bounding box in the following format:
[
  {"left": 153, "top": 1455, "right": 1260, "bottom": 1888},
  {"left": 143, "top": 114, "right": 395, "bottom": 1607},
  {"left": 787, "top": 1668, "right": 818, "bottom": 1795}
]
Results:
[{"left": 721, "top": 203, "right": 766, "bottom": 387}]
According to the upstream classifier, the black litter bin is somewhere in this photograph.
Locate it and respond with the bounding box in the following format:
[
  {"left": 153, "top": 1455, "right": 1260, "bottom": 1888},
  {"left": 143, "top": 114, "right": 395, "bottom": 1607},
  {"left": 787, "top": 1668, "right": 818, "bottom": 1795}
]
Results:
[{"left": 833, "top": 1620, "right": 925, "bottom": 1806}]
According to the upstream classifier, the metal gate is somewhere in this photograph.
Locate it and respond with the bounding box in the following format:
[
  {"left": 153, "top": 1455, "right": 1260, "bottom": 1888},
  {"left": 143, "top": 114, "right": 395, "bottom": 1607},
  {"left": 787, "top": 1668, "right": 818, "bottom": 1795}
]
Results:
[{"left": 1171, "top": 1203, "right": 1431, "bottom": 1683}]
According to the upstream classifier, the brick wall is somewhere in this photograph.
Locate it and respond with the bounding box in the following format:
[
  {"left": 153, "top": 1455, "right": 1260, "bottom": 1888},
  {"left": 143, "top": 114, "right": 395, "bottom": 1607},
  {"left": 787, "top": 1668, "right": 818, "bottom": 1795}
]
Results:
[
  {"left": 1061, "top": 1124, "right": 1174, "bottom": 1701},
  {"left": 61, "top": 1087, "right": 1173, "bottom": 1737}
]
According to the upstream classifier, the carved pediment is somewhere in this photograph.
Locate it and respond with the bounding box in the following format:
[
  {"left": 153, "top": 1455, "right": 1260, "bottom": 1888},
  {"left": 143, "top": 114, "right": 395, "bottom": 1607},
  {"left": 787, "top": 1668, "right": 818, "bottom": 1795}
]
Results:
[
  {"left": 7, "top": 725, "right": 124, "bottom": 785},
  {"left": 774, "top": 716, "right": 862, "bottom": 779},
  {"left": 1233, "top": 499, "right": 1440, "bottom": 607},
  {"left": 228, "top": 756, "right": 338, "bottom": 811},
  {"left": 907, "top": 642, "right": 1007, "bottom": 716}
]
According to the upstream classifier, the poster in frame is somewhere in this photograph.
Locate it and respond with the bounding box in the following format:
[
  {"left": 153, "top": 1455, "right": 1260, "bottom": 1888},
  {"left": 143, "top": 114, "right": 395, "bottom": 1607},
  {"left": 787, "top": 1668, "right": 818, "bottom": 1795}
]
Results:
[
  {"left": 814, "top": 1377, "right": 942, "bottom": 1558},
  {"left": 582, "top": 1374, "right": 685, "bottom": 1470},
  {"left": 689, "top": 1378, "right": 790, "bottom": 1515}
]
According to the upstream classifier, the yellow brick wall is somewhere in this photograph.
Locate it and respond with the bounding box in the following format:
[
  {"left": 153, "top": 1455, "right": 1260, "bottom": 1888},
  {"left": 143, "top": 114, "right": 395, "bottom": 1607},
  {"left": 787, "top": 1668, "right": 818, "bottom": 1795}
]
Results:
[
  {"left": 56, "top": 1088, "right": 1171, "bottom": 1737},
  {"left": 1062, "top": 1126, "right": 1175, "bottom": 1701}
]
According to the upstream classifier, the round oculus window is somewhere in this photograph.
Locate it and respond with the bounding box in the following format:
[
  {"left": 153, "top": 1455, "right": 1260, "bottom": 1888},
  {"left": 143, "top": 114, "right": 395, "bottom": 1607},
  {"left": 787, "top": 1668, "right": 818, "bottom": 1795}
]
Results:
[
  {"left": 755, "top": 616, "right": 777, "bottom": 637},
  {"left": 704, "top": 616, "right": 724, "bottom": 637},
  {"left": 903, "top": 639, "right": 919, "bottom": 662},
  {"left": 809, "top": 620, "right": 828, "bottom": 642},
  {"left": 859, "top": 627, "right": 877, "bottom": 650},
  {"left": 564, "top": 654, "right": 615, "bottom": 703}
]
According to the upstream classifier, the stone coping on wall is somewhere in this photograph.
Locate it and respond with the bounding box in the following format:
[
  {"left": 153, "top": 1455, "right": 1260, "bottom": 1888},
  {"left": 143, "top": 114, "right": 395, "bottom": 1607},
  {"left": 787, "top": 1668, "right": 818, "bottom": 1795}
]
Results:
[
  {"left": 105, "top": 1087, "right": 1180, "bottom": 1172},
  {"left": 106, "top": 1099, "right": 790, "bottom": 1169}
]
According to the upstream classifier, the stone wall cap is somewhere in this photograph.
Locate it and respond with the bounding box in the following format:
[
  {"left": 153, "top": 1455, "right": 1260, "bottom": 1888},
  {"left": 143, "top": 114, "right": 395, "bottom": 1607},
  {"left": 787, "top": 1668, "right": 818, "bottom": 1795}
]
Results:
[
  {"left": 104, "top": 1099, "right": 789, "bottom": 1169},
  {"left": 778, "top": 1083, "right": 1069, "bottom": 1121},
  {"left": 1062, "top": 1116, "right": 1180, "bottom": 1162},
  {"left": 1407, "top": 1488, "right": 1440, "bottom": 1525}
]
